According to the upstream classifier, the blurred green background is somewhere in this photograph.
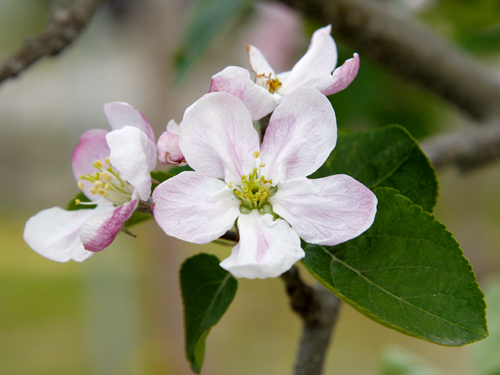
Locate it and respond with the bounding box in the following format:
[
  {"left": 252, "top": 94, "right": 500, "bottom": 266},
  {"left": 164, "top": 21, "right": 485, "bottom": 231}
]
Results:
[{"left": 2, "top": 0, "right": 500, "bottom": 374}]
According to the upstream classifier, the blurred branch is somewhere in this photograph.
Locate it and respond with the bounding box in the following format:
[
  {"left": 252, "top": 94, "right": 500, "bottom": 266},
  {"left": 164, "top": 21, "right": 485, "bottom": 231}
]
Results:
[
  {"left": 281, "top": 266, "right": 341, "bottom": 375},
  {"left": 0, "top": 0, "right": 106, "bottom": 84},
  {"left": 421, "top": 121, "right": 500, "bottom": 171},
  {"left": 276, "top": 0, "right": 500, "bottom": 122}
]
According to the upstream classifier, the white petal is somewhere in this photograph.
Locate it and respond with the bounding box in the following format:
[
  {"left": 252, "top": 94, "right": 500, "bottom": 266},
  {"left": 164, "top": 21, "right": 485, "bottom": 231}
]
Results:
[
  {"left": 220, "top": 210, "right": 304, "bottom": 279},
  {"left": 270, "top": 176, "right": 377, "bottom": 246},
  {"left": 104, "top": 102, "right": 156, "bottom": 143},
  {"left": 260, "top": 87, "right": 337, "bottom": 182},
  {"left": 280, "top": 25, "right": 338, "bottom": 94},
  {"left": 157, "top": 130, "right": 186, "bottom": 166},
  {"left": 179, "top": 92, "right": 260, "bottom": 183},
  {"left": 106, "top": 126, "right": 156, "bottom": 201},
  {"left": 23, "top": 205, "right": 112, "bottom": 262},
  {"left": 316, "top": 53, "right": 360, "bottom": 95},
  {"left": 247, "top": 45, "right": 275, "bottom": 77},
  {"left": 152, "top": 172, "right": 240, "bottom": 244},
  {"left": 166, "top": 119, "right": 181, "bottom": 135},
  {"left": 79, "top": 199, "right": 138, "bottom": 252},
  {"left": 71, "top": 129, "right": 110, "bottom": 202},
  {"left": 209, "top": 66, "right": 277, "bottom": 121}
]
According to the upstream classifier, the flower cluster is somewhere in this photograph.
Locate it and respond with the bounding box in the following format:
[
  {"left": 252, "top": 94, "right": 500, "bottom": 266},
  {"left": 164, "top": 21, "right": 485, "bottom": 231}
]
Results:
[{"left": 24, "top": 26, "right": 377, "bottom": 279}]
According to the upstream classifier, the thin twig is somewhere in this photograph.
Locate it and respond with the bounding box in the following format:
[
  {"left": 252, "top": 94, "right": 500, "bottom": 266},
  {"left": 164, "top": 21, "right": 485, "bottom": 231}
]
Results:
[
  {"left": 421, "top": 121, "right": 500, "bottom": 171},
  {"left": 281, "top": 266, "right": 342, "bottom": 375},
  {"left": 0, "top": 0, "right": 106, "bottom": 84},
  {"left": 277, "top": 0, "right": 500, "bottom": 122}
]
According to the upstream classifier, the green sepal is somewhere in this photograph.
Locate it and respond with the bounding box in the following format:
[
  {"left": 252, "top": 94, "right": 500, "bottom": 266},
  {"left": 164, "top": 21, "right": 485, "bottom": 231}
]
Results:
[{"left": 302, "top": 187, "right": 487, "bottom": 346}]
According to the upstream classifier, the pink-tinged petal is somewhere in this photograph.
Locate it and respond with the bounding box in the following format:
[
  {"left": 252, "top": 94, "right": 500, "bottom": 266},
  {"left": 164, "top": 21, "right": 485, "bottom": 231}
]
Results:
[
  {"left": 166, "top": 119, "right": 181, "bottom": 135},
  {"left": 260, "top": 87, "right": 337, "bottom": 182},
  {"left": 179, "top": 92, "right": 260, "bottom": 183},
  {"left": 270, "top": 175, "right": 377, "bottom": 246},
  {"left": 106, "top": 126, "right": 156, "bottom": 201},
  {"left": 72, "top": 129, "right": 110, "bottom": 202},
  {"left": 209, "top": 66, "right": 277, "bottom": 121},
  {"left": 104, "top": 102, "right": 155, "bottom": 143},
  {"left": 317, "top": 53, "right": 360, "bottom": 95},
  {"left": 157, "top": 130, "right": 186, "bottom": 166},
  {"left": 152, "top": 172, "right": 240, "bottom": 244},
  {"left": 247, "top": 45, "right": 275, "bottom": 77},
  {"left": 219, "top": 210, "right": 304, "bottom": 279},
  {"left": 23, "top": 205, "right": 113, "bottom": 262},
  {"left": 280, "top": 25, "right": 337, "bottom": 94},
  {"left": 80, "top": 199, "right": 138, "bottom": 252}
]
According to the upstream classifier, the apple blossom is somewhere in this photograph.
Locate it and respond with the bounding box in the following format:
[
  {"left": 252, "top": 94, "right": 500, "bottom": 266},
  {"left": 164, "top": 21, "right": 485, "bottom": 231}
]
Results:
[
  {"left": 209, "top": 25, "right": 360, "bottom": 120},
  {"left": 152, "top": 88, "right": 377, "bottom": 279},
  {"left": 157, "top": 119, "right": 187, "bottom": 166},
  {"left": 24, "top": 102, "right": 157, "bottom": 262}
]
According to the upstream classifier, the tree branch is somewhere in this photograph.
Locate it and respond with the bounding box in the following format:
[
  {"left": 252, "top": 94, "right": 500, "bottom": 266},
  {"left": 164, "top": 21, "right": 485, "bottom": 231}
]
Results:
[
  {"left": 277, "top": 0, "right": 500, "bottom": 122},
  {"left": 421, "top": 121, "right": 500, "bottom": 171},
  {"left": 0, "top": 0, "right": 106, "bottom": 84},
  {"left": 281, "top": 266, "right": 341, "bottom": 375}
]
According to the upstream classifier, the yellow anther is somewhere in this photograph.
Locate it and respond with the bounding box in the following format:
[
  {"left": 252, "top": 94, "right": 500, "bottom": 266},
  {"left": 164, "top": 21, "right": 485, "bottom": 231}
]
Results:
[
  {"left": 227, "top": 181, "right": 233, "bottom": 189},
  {"left": 245, "top": 194, "right": 251, "bottom": 199},
  {"left": 93, "top": 172, "right": 99, "bottom": 179},
  {"left": 235, "top": 190, "right": 242, "bottom": 197},
  {"left": 259, "top": 163, "right": 266, "bottom": 168},
  {"left": 100, "top": 172, "right": 112, "bottom": 181},
  {"left": 268, "top": 179, "right": 273, "bottom": 184},
  {"left": 253, "top": 151, "right": 260, "bottom": 158},
  {"left": 104, "top": 183, "right": 110, "bottom": 190},
  {"left": 98, "top": 190, "right": 107, "bottom": 196},
  {"left": 105, "top": 157, "right": 111, "bottom": 165},
  {"left": 243, "top": 186, "right": 249, "bottom": 192},
  {"left": 75, "top": 199, "right": 81, "bottom": 205},
  {"left": 90, "top": 186, "right": 98, "bottom": 195},
  {"left": 94, "top": 160, "right": 104, "bottom": 168},
  {"left": 77, "top": 181, "right": 84, "bottom": 189},
  {"left": 241, "top": 175, "right": 248, "bottom": 181},
  {"left": 94, "top": 181, "right": 104, "bottom": 188}
]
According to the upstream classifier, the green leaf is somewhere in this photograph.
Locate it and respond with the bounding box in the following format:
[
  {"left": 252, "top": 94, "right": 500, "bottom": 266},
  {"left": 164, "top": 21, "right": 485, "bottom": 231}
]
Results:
[
  {"left": 302, "top": 187, "right": 487, "bottom": 346},
  {"left": 470, "top": 279, "right": 500, "bottom": 375},
  {"left": 174, "top": 0, "right": 251, "bottom": 80},
  {"left": 180, "top": 253, "right": 238, "bottom": 373},
  {"left": 311, "top": 125, "right": 438, "bottom": 212},
  {"left": 380, "top": 346, "right": 444, "bottom": 375},
  {"left": 66, "top": 192, "right": 96, "bottom": 211}
]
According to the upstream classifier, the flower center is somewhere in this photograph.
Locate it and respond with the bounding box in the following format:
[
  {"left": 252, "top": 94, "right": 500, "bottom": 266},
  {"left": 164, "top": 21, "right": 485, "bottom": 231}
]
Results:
[
  {"left": 256, "top": 73, "right": 282, "bottom": 94},
  {"left": 231, "top": 151, "right": 278, "bottom": 217},
  {"left": 77, "top": 157, "right": 134, "bottom": 206}
]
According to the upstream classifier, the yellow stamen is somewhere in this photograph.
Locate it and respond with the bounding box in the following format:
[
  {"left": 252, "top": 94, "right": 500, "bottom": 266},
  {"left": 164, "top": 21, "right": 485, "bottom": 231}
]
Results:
[
  {"left": 94, "top": 181, "right": 103, "bottom": 188},
  {"left": 94, "top": 160, "right": 104, "bottom": 168},
  {"left": 227, "top": 181, "right": 233, "bottom": 189},
  {"left": 105, "top": 157, "right": 111, "bottom": 165},
  {"left": 104, "top": 184, "right": 110, "bottom": 190},
  {"left": 75, "top": 199, "right": 81, "bottom": 205},
  {"left": 252, "top": 151, "right": 260, "bottom": 158},
  {"left": 100, "top": 172, "right": 112, "bottom": 181},
  {"left": 259, "top": 163, "right": 266, "bottom": 168},
  {"left": 90, "top": 186, "right": 98, "bottom": 195},
  {"left": 77, "top": 181, "right": 84, "bottom": 189}
]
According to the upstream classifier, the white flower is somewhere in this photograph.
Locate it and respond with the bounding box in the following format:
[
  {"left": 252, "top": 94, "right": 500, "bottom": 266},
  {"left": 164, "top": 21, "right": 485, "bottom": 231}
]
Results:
[
  {"left": 152, "top": 88, "right": 377, "bottom": 279},
  {"left": 24, "top": 102, "right": 157, "bottom": 262},
  {"left": 209, "top": 25, "right": 360, "bottom": 120}
]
